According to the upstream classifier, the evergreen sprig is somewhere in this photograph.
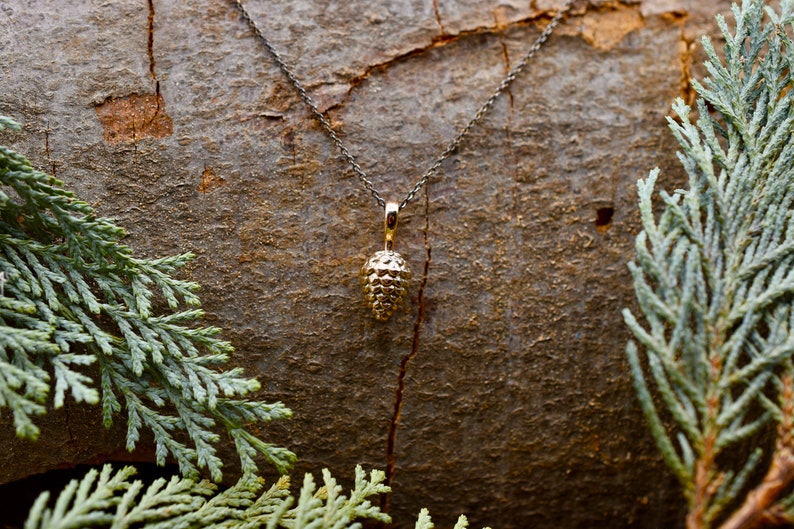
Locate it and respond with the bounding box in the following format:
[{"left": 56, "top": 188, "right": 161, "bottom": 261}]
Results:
[
  {"left": 21, "top": 463, "right": 497, "bottom": 529},
  {"left": 412, "top": 509, "right": 488, "bottom": 529},
  {"left": 0, "top": 116, "right": 296, "bottom": 480},
  {"left": 624, "top": 0, "right": 794, "bottom": 527},
  {"left": 21, "top": 464, "right": 391, "bottom": 529}
]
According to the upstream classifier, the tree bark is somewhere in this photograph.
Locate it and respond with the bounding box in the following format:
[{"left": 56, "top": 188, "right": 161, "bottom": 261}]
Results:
[{"left": 0, "top": 1, "right": 733, "bottom": 527}]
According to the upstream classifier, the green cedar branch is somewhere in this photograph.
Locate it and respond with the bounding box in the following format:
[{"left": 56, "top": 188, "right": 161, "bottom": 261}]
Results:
[
  {"left": 1, "top": 117, "right": 295, "bottom": 480},
  {"left": 22, "top": 464, "right": 392, "bottom": 529},
  {"left": 624, "top": 0, "right": 794, "bottom": 527}
]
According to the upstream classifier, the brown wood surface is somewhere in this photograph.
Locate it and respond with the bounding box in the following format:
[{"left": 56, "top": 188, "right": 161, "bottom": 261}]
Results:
[{"left": 0, "top": 1, "right": 733, "bottom": 527}]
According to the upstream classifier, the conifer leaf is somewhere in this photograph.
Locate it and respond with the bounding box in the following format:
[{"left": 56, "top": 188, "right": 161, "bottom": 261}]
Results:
[
  {"left": 22, "top": 464, "right": 391, "bottom": 529},
  {"left": 625, "top": 0, "right": 794, "bottom": 524},
  {"left": 414, "top": 509, "right": 434, "bottom": 529},
  {"left": 1, "top": 116, "right": 295, "bottom": 480}
]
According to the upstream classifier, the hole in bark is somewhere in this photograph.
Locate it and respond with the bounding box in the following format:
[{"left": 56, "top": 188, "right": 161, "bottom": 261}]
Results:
[
  {"left": 595, "top": 206, "right": 614, "bottom": 231},
  {"left": 0, "top": 462, "right": 181, "bottom": 528}
]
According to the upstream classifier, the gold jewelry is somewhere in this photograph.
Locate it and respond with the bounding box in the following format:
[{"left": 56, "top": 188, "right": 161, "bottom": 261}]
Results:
[
  {"left": 360, "top": 203, "right": 412, "bottom": 321},
  {"left": 232, "top": 0, "right": 573, "bottom": 320}
]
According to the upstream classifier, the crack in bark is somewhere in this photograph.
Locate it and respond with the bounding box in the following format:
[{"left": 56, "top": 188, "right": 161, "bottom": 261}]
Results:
[
  {"left": 498, "top": 32, "right": 523, "bottom": 503},
  {"left": 146, "top": 0, "right": 163, "bottom": 137},
  {"left": 381, "top": 187, "right": 432, "bottom": 515},
  {"left": 327, "top": 0, "right": 685, "bottom": 105},
  {"left": 343, "top": 7, "right": 573, "bottom": 96},
  {"left": 132, "top": 120, "right": 139, "bottom": 154},
  {"left": 311, "top": 6, "right": 582, "bottom": 117},
  {"left": 496, "top": 25, "right": 517, "bottom": 207},
  {"left": 147, "top": 0, "right": 159, "bottom": 95},
  {"left": 140, "top": 0, "right": 166, "bottom": 135},
  {"left": 433, "top": 0, "right": 445, "bottom": 36}
]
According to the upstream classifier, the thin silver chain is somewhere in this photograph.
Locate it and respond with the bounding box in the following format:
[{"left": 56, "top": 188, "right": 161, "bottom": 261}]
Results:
[{"left": 233, "top": 0, "right": 574, "bottom": 210}]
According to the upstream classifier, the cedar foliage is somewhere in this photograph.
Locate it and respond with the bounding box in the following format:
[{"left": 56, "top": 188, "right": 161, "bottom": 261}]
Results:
[
  {"left": 19, "top": 462, "right": 485, "bottom": 529},
  {"left": 0, "top": 115, "right": 294, "bottom": 482},
  {"left": 21, "top": 464, "right": 391, "bottom": 529},
  {"left": 624, "top": 1, "right": 794, "bottom": 527}
]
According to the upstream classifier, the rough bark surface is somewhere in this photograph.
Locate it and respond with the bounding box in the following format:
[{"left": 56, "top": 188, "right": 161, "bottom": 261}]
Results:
[{"left": 0, "top": 0, "right": 732, "bottom": 527}]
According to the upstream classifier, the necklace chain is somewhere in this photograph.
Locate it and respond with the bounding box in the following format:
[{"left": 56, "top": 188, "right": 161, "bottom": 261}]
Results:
[{"left": 233, "top": 0, "right": 573, "bottom": 210}]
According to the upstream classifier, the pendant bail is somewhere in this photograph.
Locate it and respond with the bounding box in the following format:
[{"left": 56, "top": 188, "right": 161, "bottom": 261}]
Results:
[{"left": 384, "top": 201, "right": 399, "bottom": 252}]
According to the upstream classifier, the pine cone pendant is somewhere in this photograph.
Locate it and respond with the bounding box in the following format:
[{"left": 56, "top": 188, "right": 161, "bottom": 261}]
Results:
[
  {"left": 360, "top": 202, "right": 412, "bottom": 321},
  {"left": 361, "top": 250, "right": 412, "bottom": 321}
]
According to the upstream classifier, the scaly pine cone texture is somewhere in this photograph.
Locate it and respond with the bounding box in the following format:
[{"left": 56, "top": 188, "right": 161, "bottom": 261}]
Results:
[{"left": 361, "top": 250, "right": 412, "bottom": 321}]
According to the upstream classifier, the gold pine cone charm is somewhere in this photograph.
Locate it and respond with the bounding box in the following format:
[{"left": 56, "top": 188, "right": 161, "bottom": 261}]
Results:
[
  {"left": 361, "top": 250, "right": 412, "bottom": 321},
  {"left": 361, "top": 201, "right": 411, "bottom": 321}
]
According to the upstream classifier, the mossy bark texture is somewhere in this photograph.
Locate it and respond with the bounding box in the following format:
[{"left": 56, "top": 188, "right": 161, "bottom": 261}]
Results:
[{"left": 0, "top": 1, "right": 732, "bottom": 527}]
